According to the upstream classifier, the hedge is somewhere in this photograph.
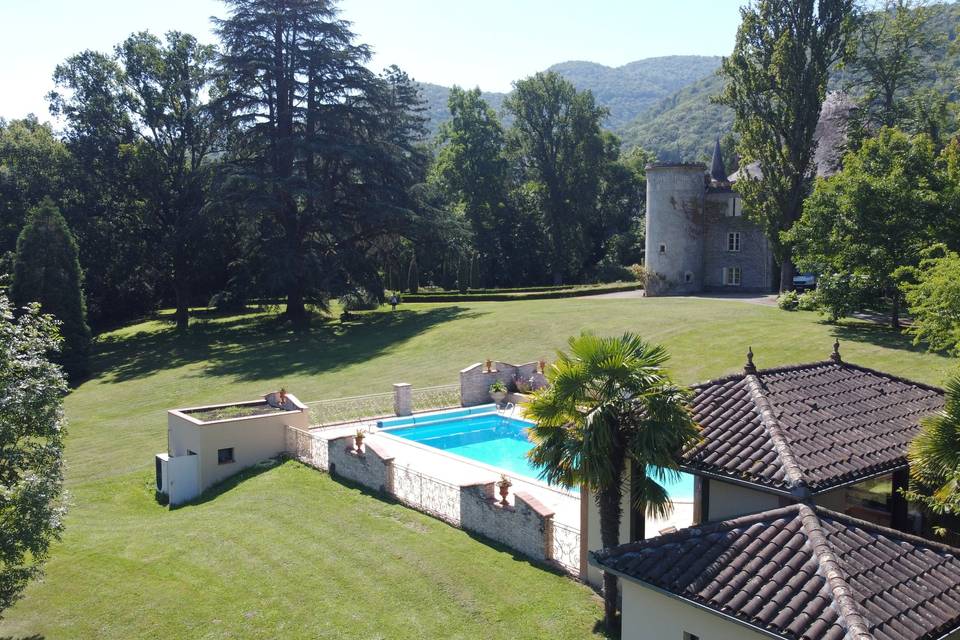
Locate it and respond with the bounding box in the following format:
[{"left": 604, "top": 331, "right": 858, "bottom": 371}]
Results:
[{"left": 399, "top": 282, "right": 642, "bottom": 303}]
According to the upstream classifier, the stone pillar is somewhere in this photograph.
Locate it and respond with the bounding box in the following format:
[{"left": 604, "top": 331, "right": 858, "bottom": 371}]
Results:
[{"left": 393, "top": 383, "right": 412, "bottom": 416}]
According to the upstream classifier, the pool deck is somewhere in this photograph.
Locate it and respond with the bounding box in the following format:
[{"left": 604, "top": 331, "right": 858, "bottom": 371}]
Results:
[{"left": 309, "top": 414, "right": 693, "bottom": 535}]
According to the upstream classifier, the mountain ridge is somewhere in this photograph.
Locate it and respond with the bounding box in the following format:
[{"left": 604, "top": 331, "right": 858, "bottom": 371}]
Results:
[{"left": 417, "top": 54, "right": 722, "bottom": 138}]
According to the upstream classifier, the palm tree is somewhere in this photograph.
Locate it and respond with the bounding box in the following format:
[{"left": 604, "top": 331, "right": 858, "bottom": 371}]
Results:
[
  {"left": 907, "top": 374, "right": 960, "bottom": 535},
  {"left": 526, "top": 332, "right": 700, "bottom": 633}
]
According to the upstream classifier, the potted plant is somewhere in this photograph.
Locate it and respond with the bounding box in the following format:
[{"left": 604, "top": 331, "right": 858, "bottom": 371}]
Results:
[
  {"left": 538, "top": 358, "right": 547, "bottom": 374},
  {"left": 354, "top": 428, "right": 365, "bottom": 451},
  {"left": 489, "top": 379, "right": 508, "bottom": 405},
  {"left": 485, "top": 358, "right": 493, "bottom": 373},
  {"left": 513, "top": 374, "right": 532, "bottom": 394},
  {"left": 497, "top": 474, "right": 512, "bottom": 506}
]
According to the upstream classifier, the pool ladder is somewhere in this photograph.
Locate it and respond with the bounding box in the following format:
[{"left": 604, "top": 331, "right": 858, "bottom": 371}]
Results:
[{"left": 498, "top": 402, "right": 517, "bottom": 430}]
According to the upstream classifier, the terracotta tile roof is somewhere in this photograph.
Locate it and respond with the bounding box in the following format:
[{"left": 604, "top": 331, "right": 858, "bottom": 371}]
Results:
[
  {"left": 591, "top": 504, "right": 960, "bottom": 640},
  {"left": 681, "top": 360, "right": 943, "bottom": 496}
]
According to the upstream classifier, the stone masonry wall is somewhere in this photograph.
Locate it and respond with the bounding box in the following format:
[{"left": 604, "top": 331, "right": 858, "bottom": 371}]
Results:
[
  {"left": 460, "top": 361, "right": 547, "bottom": 406},
  {"left": 328, "top": 435, "right": 394, "bottom": 493},
  {"left": 288, "top": 430, "right": 569, "bottom": 572},
  {"left": 702, "top": 193, "right": 773, "bottom": 292},
  {"left": 459, "top": 481, "right": 555, "bottom": 562}
]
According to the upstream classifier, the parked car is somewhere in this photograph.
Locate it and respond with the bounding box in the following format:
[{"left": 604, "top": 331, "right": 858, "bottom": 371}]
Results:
[{"left": 793, "top": 273, "right": 817, "bottom": 291}]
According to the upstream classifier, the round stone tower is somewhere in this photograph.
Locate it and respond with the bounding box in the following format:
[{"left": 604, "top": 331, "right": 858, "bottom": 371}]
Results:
[{"left": 644, "top": 163, "right": 707, "bottom": 295}]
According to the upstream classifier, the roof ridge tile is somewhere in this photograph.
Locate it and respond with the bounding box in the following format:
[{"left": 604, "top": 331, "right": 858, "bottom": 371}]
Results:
[
  {"left": 744, "top": 374, "right": 807, "bottom": 493},
  {"left": 799, "top": 504, "right": 876, "bottom": 640}
]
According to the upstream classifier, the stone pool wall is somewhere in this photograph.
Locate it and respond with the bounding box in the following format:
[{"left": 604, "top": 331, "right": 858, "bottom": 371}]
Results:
[
  {"left": 285, "top": 426, "right": 574, "bottom": 574},
  {"left": 460, "top": 481, "right": 554, "bottom": 562}
]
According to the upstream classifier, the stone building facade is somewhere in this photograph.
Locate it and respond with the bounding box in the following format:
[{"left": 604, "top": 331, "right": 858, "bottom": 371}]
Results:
[{"left": 644, "top": 145, "right": 774, "bottom": 295}]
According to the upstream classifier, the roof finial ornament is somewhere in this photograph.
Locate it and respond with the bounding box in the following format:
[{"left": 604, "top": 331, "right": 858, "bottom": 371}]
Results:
[
  {"left": 744, "top": 346, "right": 757, "bottom": 375},
  {"left": 830, "top": 340, "right": 842, "bottom": 363}
]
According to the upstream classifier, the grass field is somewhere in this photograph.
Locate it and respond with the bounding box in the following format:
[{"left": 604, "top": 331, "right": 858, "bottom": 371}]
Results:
[{"left": 1, "top": 296, "right": 954, "bottom": 639}]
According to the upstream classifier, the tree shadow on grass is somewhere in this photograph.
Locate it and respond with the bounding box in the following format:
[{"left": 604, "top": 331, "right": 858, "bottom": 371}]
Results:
[
  {"left": 93, "top": 306, "right": 480, "bottom": 384},
  {"left": 827, "top": 319, "right": 930, "bottom": 354},
  {"left": 0, "top": 636, "right": 45, "bottom": 640}
]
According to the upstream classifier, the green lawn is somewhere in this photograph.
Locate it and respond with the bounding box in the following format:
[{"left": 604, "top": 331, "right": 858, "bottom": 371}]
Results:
[{"left": 1, "top": 296, "right": 954, "bottom": 639}]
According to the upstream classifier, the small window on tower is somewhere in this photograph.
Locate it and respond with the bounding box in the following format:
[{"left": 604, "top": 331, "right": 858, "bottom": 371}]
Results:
[
  {"left": 684, "top": 271, "right": 693, "bottom": 283},
  {"left": 659, "top": 243, "right": 666, "bottom": 254}
]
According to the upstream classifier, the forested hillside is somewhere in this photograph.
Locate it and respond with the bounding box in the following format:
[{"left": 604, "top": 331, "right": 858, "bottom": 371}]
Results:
[
  {"left": 617, "top": 73, "right": 730, "bottom": 163},
  {"left": 619, "top": 1, "right": 960, "bottom": 162},
  {"left": 418, "top": 55, "right": 721, "bottom": 137}
]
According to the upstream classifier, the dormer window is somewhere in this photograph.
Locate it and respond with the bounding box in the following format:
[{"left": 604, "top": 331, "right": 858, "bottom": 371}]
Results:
[{"left": 659, "top": 243, "right": 666, "bottom": 254}]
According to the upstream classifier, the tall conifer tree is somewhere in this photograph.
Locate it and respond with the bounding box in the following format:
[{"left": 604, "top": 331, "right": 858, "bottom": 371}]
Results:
[
  {"left": 215, "top": 0, "right": 426, "bottom": 322},
  {"left": 11, "top": 199, "right": 91, "bottom": 380}
]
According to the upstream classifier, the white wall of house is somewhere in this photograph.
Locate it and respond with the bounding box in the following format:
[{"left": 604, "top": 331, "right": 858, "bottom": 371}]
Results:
[
  {"left": 620, "top": 580, "right": 769, "bottom": 640},
  {"left": 708, "top": 478, "right": 781, "bottom": 521}
]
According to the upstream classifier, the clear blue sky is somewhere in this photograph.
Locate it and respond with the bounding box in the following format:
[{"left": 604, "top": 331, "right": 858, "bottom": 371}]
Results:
[{"left": 1, "top": 0, "right": 743, "bottom": 122}]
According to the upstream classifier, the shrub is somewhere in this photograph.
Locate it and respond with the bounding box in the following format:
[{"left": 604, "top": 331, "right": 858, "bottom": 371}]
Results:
[
  {"left": 489, "top": 379, "right": 507, "bottom": 394},
  {"left": 815, "top": 271, "right": 875, "bottom": 322},
  {"left": 631, "top": 265, "right": 669, "bottom": 295},
  {"left": 777, "top": 291, "right": 799, "bottom": 311},
  {"left": 339, "top": 288, "right": 380, "bottom": 312},
  {"left": 796, "top": 290, "right": 819, "bottom": 311}
]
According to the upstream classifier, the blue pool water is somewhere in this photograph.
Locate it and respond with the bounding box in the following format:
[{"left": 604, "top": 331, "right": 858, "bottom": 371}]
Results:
[{"left": 379, "top": 406, "right": 694, "bottom": 500}]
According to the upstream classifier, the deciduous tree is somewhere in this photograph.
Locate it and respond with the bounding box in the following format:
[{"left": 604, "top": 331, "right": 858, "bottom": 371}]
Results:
[
  {"left": 848, "top": 0, "right": 944, "bottom": 129},
  {"left": 789, "top": 127, "right": 938, "bottom": 328},
  {"left": 433, "top": 87, "right": 513, "bottom": 287},
  {"left": 719, "top": 0, "right": 855, "bottom": 291},
  {"left": 52, "top": 32, "right": 219, "bottom": 331},
  {"left": 0, "top": 292, "right": 67, "bottom": 614},
  {"left": 504, "top": 72, "right": 609, "bottom": 284}
]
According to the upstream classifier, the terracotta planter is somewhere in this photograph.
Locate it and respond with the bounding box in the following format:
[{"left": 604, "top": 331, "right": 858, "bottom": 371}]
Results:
[
  {"left": 497, "top": 480, "right": 511, "bottom": 506},
  {"left": 354, "top": 434, "right": 365, "bottom": 451}
]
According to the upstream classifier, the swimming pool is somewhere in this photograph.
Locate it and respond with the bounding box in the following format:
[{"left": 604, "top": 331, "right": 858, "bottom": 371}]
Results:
[{"left": 379, "top": 406, "right": 694, "bottom": 500}]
